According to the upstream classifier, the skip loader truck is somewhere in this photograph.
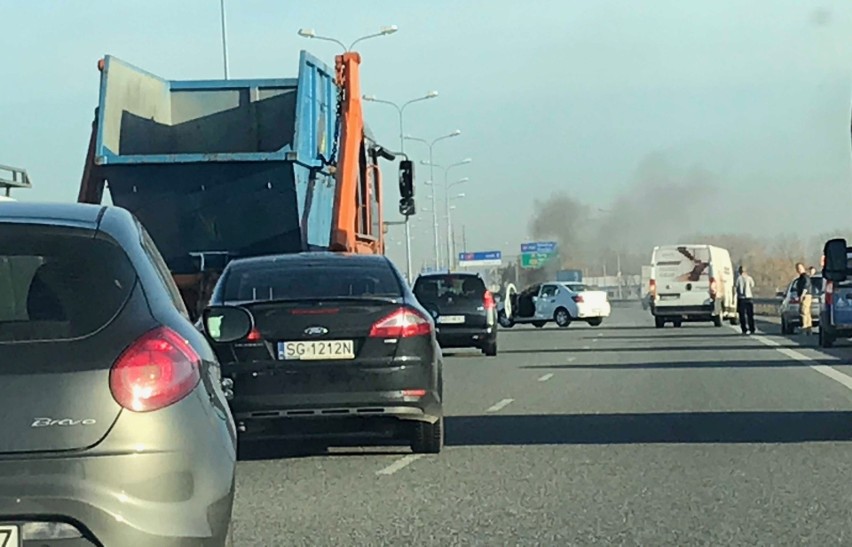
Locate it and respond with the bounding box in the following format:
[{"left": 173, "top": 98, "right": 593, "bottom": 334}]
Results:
[{"left": 77, "top": 49, "right": 414, "bottom": 318}]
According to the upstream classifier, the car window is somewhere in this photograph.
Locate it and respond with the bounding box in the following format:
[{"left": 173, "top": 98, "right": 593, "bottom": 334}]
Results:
[
  {"left": 564, "top": 283, "right": 587, "bottom": 292},
  {"left": 0, "top": 224, "right": 136, "bottom": 342},
  {"left": 224, "top": 261, "right": 402, "bottom": 302},
  {"left": 541, "top": 285, "right": 558, "bottom": 297},
  {"left": 138, "top": 222, "right": 190, "bottom": 318},
  {"left": 414, "top": 275, "right": 486, "bottom": 302}
]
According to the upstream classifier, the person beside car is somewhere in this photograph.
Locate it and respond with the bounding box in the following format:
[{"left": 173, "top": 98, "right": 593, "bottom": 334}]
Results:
[
  {"left": 795, "top": 262, "right": 814, "bottom": 336},
  {"left": 735, "top": 265, "right": 755, "bottom": 334}
]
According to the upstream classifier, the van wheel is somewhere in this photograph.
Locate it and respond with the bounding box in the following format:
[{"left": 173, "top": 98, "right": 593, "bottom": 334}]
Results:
[
  {"left": 587, "top": 318, "right": 603, "bottom": 327},
  {"left": 654, "top": 317, "right": 665, "bottom": 328},
  {"left": 532, "top": 321, "right": 546, "bottom": 328},
  {"left": 673, "top": 320, "right": 683, "bottom": 328},
  {"left": 712, "top": 315, "right": 723, "bottom": 327},
  {"left": 781, "top": 318, "right": 790, "bottom": 335},
  {"left": 819, "top": 327, "right": 835, "bottom": 348},
  {"left": 729, "top": 316, "right": 738, "bottom": 326}
]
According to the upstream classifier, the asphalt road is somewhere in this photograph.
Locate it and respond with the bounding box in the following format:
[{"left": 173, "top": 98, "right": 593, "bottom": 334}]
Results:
[{"left": 232, "top": 303, "right": 852, "bottom": 546}]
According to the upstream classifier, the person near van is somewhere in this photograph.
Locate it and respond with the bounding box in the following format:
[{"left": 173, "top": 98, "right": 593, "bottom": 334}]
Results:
[
  {"left": 795, "top": 262, "right": 814, "bottom": 335},
  {"left": 809, "top": 266, "right": 817, "bottom": 277},
  {"left": 735, "top": 265, "right": 755, "bottom": 334}
]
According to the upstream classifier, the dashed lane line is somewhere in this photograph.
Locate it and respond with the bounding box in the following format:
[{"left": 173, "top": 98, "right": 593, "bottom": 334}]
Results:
[
  {"left": 486, "top": 398, "right": 515, "bottom": 413},
  {"left": 538, "top": 373, "right": 554, "bottom": 382},
  {"left": 376, "top": 454, "right": 423, "bottom": 476}
]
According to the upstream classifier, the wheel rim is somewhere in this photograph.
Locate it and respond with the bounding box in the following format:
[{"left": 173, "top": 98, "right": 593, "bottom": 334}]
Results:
[{"left": 556, "top": 310, "right": 569, "bottom": 325}]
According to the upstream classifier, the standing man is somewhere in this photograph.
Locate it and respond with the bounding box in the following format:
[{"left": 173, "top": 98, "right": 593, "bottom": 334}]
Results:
[
  {"left": 795, "top": 262, "right": 814, "bottom": 335},
  {"left": 735, "top": 265, "right": 755, "bottom": 334},
  {"left": 809, "top": 266, "right": 818, "bottom": 277}
]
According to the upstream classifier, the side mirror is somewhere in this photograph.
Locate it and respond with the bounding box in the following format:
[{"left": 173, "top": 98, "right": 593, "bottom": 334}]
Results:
[
  {"left": 202, "top": 305, "right": 254, "bottom": 343},
  {"left": 823, "top": 238, "right": 849, "bottom": 282},
  {"left": 399, "top": 160, "right": 414, "bottom": 199}
]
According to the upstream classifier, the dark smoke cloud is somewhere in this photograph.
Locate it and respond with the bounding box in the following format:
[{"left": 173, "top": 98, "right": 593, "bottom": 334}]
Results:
[{"left": 527, "top": 152, "right": 724, "bottom": 274}]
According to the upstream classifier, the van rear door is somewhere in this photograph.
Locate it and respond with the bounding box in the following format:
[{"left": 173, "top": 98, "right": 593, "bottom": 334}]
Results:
[{"left": 653, "top": 246, "right": 712, "bottom": 308}]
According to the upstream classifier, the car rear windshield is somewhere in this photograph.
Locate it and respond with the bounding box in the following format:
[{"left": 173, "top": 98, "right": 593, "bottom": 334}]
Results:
[
  {"left": 222, "top": 261, "right": 402, "bottom": 302},
  {"left": 414, "top": 275, "right": 486, "bottom": 302},
  {"left": 0, "top": 224, "right": 137, "bottom": 343}
]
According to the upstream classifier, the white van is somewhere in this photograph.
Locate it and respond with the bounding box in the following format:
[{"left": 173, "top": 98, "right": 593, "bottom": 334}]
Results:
[
  {"left": 649, "top": 244, "right": 737, "bottom": 328},
  {"left": 0, "top": 196, "right": 16, "bottom": 202}
]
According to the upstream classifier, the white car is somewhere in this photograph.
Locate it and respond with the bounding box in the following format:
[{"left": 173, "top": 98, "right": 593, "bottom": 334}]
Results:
[{"left": 499, "top": 281, "right": 611, "bottom": 328}]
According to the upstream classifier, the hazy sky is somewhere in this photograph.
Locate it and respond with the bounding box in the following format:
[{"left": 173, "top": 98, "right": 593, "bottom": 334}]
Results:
[{"left": 1, "top": 0, "right": 850, "bottom": 269}]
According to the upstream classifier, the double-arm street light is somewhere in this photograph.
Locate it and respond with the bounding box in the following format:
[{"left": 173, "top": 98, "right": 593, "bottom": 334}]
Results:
[
  {"left": 362, "top": 92, "right": 439, "bottom": 283},
  {"left": 297, "top": 25, "right": 399, "bottom": 52},
  {"left": 405, "top": 130, "right": 461, "bottom": 269}
]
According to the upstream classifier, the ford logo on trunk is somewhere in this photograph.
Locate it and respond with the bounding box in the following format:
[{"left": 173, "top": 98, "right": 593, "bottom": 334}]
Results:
[{"left": 304, "top": 326, "right": 328, "bottom": 337}]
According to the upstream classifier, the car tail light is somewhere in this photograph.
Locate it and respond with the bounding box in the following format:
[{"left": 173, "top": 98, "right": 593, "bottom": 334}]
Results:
[
  {"left": 572, "top": 295, "right": 584, "bottom": 303},
  {"left": 483, "top": 290, "right": 495, "bottom": 310},
  {"left": 110, "top": 327, "right": 201, "bottom": 412},
  {"left": 825, "top": 281, "right": 833, "bottom": 306},
  {"left": 369, "top": 308, "right": 432, "bottom": 338},
  {"left": 246, "top": 327, "right": 262, "bottom": 341},
  {"left": 789, "top": 297, "right": 800, "bottom": 304}
]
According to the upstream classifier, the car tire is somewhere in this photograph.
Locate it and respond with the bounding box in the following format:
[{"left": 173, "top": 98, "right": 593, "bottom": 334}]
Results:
[
  {"left": 712, "top": 315, "right": 723, "bottom": 327},
  {"left": 411, "top": 417, "right": 444, "bottom": 454},
  {"left": 820, "top": 327, "right": 835, "bottom": 348},
  {"left": 673, "top": 320, "right": 683, "bottom": 328},
  {"left": 532, "top": 321, "right": 546, "bottom": 328},
  {"left": 654, "top": 317, "right": 665, "bottom": 329},
  {"left": 554, "top": 308, "right": 571, "bottom": 328},
  {"left": 781, "top": 317, "right": 789, "bottom": 335},
  {"left": 587, "top": 318, "right": 603, "bottom": 327},
  {"left": 729, "top": 316, "right": 738, "bottom": 326},
  {"left": 482, "top": 340, "right": 498, "bottom": 357}
]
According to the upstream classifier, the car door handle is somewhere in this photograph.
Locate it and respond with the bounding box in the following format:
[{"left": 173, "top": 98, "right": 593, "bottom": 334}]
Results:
[{"left": 550, "top": 299, "right": 556, "bottom": 303}]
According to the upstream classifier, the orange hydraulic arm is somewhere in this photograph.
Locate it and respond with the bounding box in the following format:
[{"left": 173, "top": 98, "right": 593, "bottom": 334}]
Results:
[{"left": 329, "top": 51, "right": 383, "bottom": 255}]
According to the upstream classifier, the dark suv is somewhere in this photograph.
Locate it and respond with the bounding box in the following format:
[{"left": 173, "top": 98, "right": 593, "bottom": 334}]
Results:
[{"left": 413, "top": 272, "right": 498, "bottom": 356}]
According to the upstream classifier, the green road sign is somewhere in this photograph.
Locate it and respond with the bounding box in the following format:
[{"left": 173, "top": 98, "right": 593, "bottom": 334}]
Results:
[{"left": 521, "top": 252, "right": 555, "bottom": 269}]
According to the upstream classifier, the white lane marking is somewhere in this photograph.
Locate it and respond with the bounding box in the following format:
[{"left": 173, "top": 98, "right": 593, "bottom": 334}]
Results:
[
  {"left": 486, "top": 398, "right": 514, "bottom": 412},
  {"left": 593, "top": 338, "right": 599, "bottom": 343},
  {"left": 538, "top": 373, "right": 554, "bottom": 382},
  {"left": 376, "top": 454, "right": 423, "bottom": 476},
  {"left": 752, "top": 333, "right": 852, "bottom": 391},
  {"left": 567, "top": 356, "right": 576, "bottom": 362},
  {"left": 582, "top": 345, "right": 591, "bottom": 350}
]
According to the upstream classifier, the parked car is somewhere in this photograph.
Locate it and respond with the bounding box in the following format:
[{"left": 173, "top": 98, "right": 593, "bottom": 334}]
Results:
[
  {"left": 0, "top": 202, "right": 237, "bottom": 546},
  {"left": 205, "top": 252, "right": 445, "bottom": 454},
  {"left": 779, "top": 274, "right": 823, "bottom": 334},
  {"left": 412, "top": 272, "right": 498, "bottom": 356},
  {"left": 500, "top": 281, "right": 610, "bottom": 328}
]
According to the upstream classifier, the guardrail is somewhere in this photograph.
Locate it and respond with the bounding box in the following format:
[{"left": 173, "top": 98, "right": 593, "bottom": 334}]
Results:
[{"left": 610, "top": 297, "right": 783, "bottom": 316}]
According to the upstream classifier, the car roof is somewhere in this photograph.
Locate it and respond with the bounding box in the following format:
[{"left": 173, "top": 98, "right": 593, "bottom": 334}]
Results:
[
  {"left": 416, "top": 271, "right": 481, "bottom": 279},
  {"left": 0, "top": 201, "right": 107, "bottom": 227},
  {"left": 227, "top": 251, "right": 390, "bottom": 270}
]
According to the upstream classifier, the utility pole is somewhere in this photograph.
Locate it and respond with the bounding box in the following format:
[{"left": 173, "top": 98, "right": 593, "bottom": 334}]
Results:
[{"left": 219, "top": 0, "right": 230, "bottom": 79}]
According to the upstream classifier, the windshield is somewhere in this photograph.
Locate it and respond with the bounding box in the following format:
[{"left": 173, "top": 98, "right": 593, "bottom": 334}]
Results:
[
  {"left": 222, "top": 261, "right": 402, "bottom": 302},
  {"left": 413, "top": 275, "right": 486, "bottom": 302},
  {"left": 0, "top": 224, "right": 136, "bottom": 342}
]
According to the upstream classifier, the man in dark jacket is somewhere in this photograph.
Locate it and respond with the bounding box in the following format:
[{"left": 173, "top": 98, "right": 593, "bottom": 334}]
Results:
[{"left": 795, "top": 262, "right": 814, "bottom": 335}]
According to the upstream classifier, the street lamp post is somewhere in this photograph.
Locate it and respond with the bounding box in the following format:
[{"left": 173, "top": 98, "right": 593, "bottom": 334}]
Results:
[
  {"left": 405, "top": 130, "right": 461, "bottom": 270},
  {"left": 219, "top": 0, "right": 230, "bottom": 78},
  {"left": 447, "top": 191, "right": 466, "bottom": 269},
  {"left": 421, "top": 159, "right": 471, "bottom": 270},
  {"left": 363, "top": 92, "right": 438, "bottom": 283}
]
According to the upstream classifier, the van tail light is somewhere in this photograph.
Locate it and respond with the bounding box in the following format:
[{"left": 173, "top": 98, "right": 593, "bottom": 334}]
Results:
[
  {"left": 483, "top": 290, "right": 495, "bottom": 310},
  {"left": 709, "top": 277, "right": 718, "bottom": 297},
  {"left": 649, "top": 279, "right": 657, "bottom": 297},
  {"left": 572, "top": 295, "right": 584, "bottom": 303},
  {"left": 246, "top": 327, "right": 262, "bottom": 341},
  {"left": 110, "top": 327, "right": 201, "bottom": 412},
  {"left": 369, "top": 308, "right": 432, "bottom": 338}
]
